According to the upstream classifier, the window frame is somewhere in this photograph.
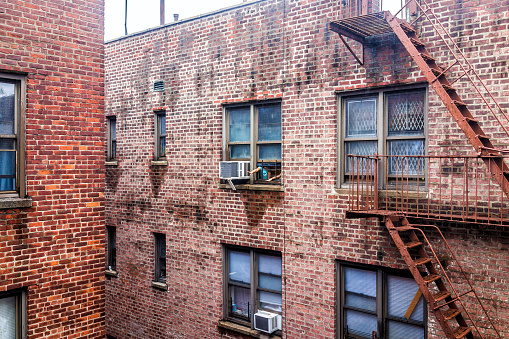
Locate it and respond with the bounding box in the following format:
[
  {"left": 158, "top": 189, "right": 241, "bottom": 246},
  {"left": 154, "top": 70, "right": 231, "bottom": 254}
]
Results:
[
  {"left": 106, "top": 116, "right": 116, "bottom": 161},
  {"left": 223, "top": 101, "right": 282, "bottom": 184},
  {"left": 336, "top": 262, "right": 427, "bottom": 339},
  {"left": 0, "top": 289, "right": 27, "bottom": 339},
  {"left": 222, "top": 246, "right": 282, "bottom": 330},
  {"left": 106, "top": 226, "right": 116, "bottom": 272},
  {"left": 154, "top": 111, "right": 166, "bottom": 160},
  {"left": 337, "top": 84, "right": 428, "bottom": 188},
  {"left": 0, "top": 73, "right": 26, "bottom": 198},
  {"left": 153, "top": 233, "right": 166, "bottom": 284}
]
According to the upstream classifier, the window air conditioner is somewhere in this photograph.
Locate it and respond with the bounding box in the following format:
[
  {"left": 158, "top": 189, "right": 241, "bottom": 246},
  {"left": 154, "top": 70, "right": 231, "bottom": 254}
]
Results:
[
  {"left": 254, "top": 311, "right": 281, "bottom": 334},
  {"left": 219, "top": 161, "right": 250, "bottom": 180}
]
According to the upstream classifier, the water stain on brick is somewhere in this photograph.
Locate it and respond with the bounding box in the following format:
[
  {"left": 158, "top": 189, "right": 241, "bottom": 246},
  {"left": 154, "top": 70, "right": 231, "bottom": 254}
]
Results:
[
  {"left": 149, "top": 165, "right": 168, "bottom": 196},
  {"left": 240, "top": 191, "right": 283, "bottom": 228}
]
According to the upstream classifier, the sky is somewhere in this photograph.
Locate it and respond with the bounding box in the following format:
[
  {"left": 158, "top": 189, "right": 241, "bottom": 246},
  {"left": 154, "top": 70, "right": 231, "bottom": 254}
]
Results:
[
  {"left": 104, "top": 0, "right": 403, "bottom": 41},
  {"left": 105, "top": 0, "right": 244, "bottom": 41}
]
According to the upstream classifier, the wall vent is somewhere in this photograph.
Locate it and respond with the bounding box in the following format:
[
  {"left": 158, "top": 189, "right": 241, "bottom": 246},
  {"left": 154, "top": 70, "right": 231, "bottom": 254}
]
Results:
[{"left": 153, "top": 80, "right": 164, "bottom": 92}]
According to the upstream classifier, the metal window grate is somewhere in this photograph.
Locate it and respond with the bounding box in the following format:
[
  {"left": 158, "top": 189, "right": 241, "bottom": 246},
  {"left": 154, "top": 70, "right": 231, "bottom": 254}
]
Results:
[{"left": 153, "top": 80, "right": 164, "bottom": 92}]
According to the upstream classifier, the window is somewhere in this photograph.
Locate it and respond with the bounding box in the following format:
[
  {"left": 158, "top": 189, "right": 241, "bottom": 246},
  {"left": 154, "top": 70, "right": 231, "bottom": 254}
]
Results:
[
  {"left": 339, "top": 86, "right": 427, "bottom": 185},
  {"left": 0, "top": 74, "right": 26, "bottom": 197},
  {"left": 107, "top": 116, "right": 116, "bottom": 161},
  {"left": 154, "top": 233, "right": 166, "bottom": 284},
  {"left": 225, "top": 102, "right": 282, "bottom": 183},
  {"left": 0, "top": 289, "right": 27, "bottom": 339},
  {"left": 155, "top": 111, "right": 166, "bottom": 160},
  {"left": 224, "top": 247, "right": 282, "bottom": 328},
  {"left": 107, "top": 226, "right": 116, "bottom": 272},
  {"left": 337, "top": 263, "right": 426, "bottom": 339}
]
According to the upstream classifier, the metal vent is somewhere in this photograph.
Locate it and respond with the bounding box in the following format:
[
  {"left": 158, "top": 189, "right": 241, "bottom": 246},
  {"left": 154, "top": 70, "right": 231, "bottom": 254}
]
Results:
[{"left": 153, "top": 80, "right": 164, "bottom": 92}]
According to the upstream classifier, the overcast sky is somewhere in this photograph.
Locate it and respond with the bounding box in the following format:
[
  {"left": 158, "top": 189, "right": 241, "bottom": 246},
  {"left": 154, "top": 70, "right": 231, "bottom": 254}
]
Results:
[
  {"left": 104, "top": 0, "right": 402, "bottom": 41},
  {"left": 105, "top": 0, "right": 244, "bottom": 41}
]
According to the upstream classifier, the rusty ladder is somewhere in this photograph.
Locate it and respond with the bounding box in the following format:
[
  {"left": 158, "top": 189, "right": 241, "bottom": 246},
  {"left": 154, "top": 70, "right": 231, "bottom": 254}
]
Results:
[{"left": 385, "top": 216, "right": 500, "bottom": 338}]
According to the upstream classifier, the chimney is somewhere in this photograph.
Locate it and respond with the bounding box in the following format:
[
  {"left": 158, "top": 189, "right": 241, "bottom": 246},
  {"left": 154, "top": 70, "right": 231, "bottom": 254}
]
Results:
[
  {"left": 160, "top": 0, "right": 165, "bottom": 25},
  {"left": 173, "top": 14, "right": 179, "bottom": 22}
]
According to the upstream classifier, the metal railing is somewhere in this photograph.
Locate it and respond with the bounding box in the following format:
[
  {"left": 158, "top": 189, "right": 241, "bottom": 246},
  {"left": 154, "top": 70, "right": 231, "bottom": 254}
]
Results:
[{"left": 347, "top": 154, "right": 509, "bottom": 225}]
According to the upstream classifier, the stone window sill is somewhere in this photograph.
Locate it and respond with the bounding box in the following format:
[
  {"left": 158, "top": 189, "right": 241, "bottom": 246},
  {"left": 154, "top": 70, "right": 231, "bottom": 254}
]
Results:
[
  {"left": 105, "top": 269, "right": 118, "bottom": 277},
  {"left": 151, "top": 160, "right": 168, "bottom": 166},
  {"left": 217, "top": 320, "right": 281, "bottom": 339},
  {"left": 105, "top": 160, "right": 118, "bottom": 166},
  {"left": 151, "top": 281, "right": 168, "bottom": 290},
  {"left": 0, "top": 197, "right": 32, "bottom": 210},
  {"left": 218, "top": 184, "right": 284, "bottom": 192}
]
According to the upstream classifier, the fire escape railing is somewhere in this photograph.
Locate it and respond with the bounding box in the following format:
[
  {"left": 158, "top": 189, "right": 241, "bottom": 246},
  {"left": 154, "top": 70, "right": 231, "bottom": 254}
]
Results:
[{"left": 347, "top": 154, "right": 509, "bottom": 225}]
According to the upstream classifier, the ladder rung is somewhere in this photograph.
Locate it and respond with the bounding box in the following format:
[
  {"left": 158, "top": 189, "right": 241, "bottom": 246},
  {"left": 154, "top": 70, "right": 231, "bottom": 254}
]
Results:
[
  {"left": 420, "top": 53, "right": 435, "bottom": 62},
  {"left": 453, "top": 326, "right": 472, "bottom": 339},
  {"left": 400, "top": 21, "right": 416, "bottom": 34},
  {"left": 434, "top": 290, "right": 451, "bottom": 302},
  {"left": 423, "top": 274, "right": 441, "bottom": 283},
  {"left": 432, "top": 68, "right": 444, "bottom": 76},
  {"left": 395, "top": 226, "right": 414, "bottom": 232},
  {"left": 443, "top": 308, "right": 461, "bottom": 320},
  {"left": 414, "top": 257, "right": 432, "bottom": 266},
  {"left": 453, "top": 100, "right": 467, "bottom": 107},
  {"left": 464, "top": 116, "right": 478, "bottom": 124},
  {"left": 441, "top": 83, "right": 456, "bottom": 91},
  {"left": 405, "top": 241, "right": 422, "bottom": 249},
  {"left": 477, "top": 134, "right": 490, "bottom": 140},
  {"left": 410, "top": 37, "right": 425, "bottom": 47}
]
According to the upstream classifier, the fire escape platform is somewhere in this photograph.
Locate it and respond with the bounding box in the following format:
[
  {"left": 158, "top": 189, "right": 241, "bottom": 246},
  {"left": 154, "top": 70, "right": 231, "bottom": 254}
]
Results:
[{"left": 329, "top": 12, "right": 394, "bottom": 43}]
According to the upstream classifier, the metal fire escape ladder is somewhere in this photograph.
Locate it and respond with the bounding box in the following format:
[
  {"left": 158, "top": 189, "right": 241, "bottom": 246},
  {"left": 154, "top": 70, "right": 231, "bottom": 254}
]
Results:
[
  {"left": 385, "top": 216, "right": 501, "bottom": 339},
  {"left": 330, "top": 9, "right": 509, "bottom": 198}
]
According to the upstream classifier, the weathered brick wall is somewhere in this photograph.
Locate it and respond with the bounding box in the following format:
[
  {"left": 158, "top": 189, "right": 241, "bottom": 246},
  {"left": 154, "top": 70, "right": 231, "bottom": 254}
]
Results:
[
  {"left": 105, "top": 0, "right": 509, "bottom": 338},
  {"left": 0, "top": 1, "right": 105, "bottom": 338}
]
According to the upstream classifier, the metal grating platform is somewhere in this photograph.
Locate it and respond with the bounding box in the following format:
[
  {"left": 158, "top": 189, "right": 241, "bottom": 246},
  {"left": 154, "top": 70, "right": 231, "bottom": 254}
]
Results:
[{"left": 330, "top": 12, "right": 393, "bottom": 42}]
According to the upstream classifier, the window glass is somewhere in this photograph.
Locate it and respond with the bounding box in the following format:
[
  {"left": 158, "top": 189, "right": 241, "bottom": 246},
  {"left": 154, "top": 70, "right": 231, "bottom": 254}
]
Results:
[
  {"left": 0, "top": 82, "right": 15, "bottom": 135},
  {"left": 259, "top": 290, "right": 282, "bottom": 312},
  {"left": 229, "top": 108, "right": 251, "bottom": 142},
  {"left": 345, "top": 98, "right": 377, "bottom": 138},
  {"left": 258, "top": 144, "right": 281, "bottom": 161},
  {"left": 387, "top": 275, "right": 424, "bottom": 321},
  {"left": 230, "top": 144, "right": 250, "bottom": 160},
  {"left": 344, "top": 267, "right": 376, "bottom": 311},
  {"left": 387, "top": 91, "right": 425, "bottom": 137},
  {"left": 258, "top": 105, "right": 281, "bottom": 142},
  {"left": 0, "top": 295, "right": 16, "bottom": 338},
  {"left": 230, "top": 285, "right": 250, "bottom": 318},
  {"left": 229, "top": 251, "right": 250, "bottom": 284},
  {"left": 387, "top": 140, "right": 425, "bottom": 175},
  {"left": 387, "top": 321, "right": 425, "bottom": 339},
  {"left": 258, "top": 254, "right": 282, "bottom": 292},
  {"left": 158, "top": 113, "right": 166, "bottom": 158},
  {"left": 0, "top": 150, "right": 15, "bottom": 191},
  {"left": 345, "top": 310, "right": 377, "bottom": 338}
]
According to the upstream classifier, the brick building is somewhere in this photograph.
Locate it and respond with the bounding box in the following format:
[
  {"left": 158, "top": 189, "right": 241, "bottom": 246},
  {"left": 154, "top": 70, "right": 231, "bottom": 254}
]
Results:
[
  {"left": 104, "top": 0, "right": 509, "bottom": 338},
  {"left": 0, "top": 1, "right": 105, "bottom": 338}
]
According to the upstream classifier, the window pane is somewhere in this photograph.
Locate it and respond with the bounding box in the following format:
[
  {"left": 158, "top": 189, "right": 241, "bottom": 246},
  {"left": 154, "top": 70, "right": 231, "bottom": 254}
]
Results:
[
  {"left": 160, "top": 136, "right": 166, "bottom": 157},
  {"left": 345, "top": 310, "right": 377, "bottom": 338},
  {"left": 345, "top": 141, "right": 377, "bottom": 174},
  {"left": 259, "top": 291, "right": 282, "bottom": 312},
  {"left": 111, "top": 119, "right": 116, "bottom": 139},
  {"left": 345, "top": 97, "right": 377, "bottom": 138},
  {"left": 258, "top": 255, "right": 281, "bottom": 276},
  {"left": 230, "top": 144, "right": 250, "bottom": 159},
  {"left": 258, "top": 105, "right": 281, "bottom": 142},
  {"left": 0, "top": 82, "right": 15, "bottom": 135},
  {"left": 230, "top": 285, "right": 250, "bottom": 318},
  {"left": 259, "top": 274, "right": 281, "bottom": 292},
  {"left": 388, "top": 140, "right": 425, "bottom": 175},
  {"left": 0, "top": 295, "right": 16, "bottom": 339},
  {"left": 387, "top": 275, "right": 424, "bottom": 322},
  {"left": 258, "top": 144, "right": 281, "bottom": 161},
  {"left": 387, "top": 321, "right": 425, "bottom": 339},
  {"left": 159, "top": 114, "right": 166, "bottom": 135},
  {"left": 0, "top": 139, "right": 14, "bottom": 149},
  {"left": 229, "top": 108, "right": 250, "bottom": 142},
  {"left": 229, "top": 251, "right": 250, "bottom": 284},
  {"left": 344, "top": 267, "right": 376, "bottom": 312},
  {"left": 0, "top": 150, "right": 15, "bottom": 191},
  {"left": 387, "top": 91, "right": 425, "bottom": 137}
]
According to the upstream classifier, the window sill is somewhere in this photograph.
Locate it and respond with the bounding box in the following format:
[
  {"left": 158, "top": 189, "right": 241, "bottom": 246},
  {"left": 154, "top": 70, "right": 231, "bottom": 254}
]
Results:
[
  {"left": 218, "top": 184, "right": 283, "bottom": 192},
  {"left": 105, "top": 269, "right": 118, "bottom": 277},
  {"left": 218, "top": 320, "right": 281, "bottom": 339},
  {"left": 151, "top": 281, "right": 168, "bottom": 290},
  {"left": 105, "top": 160, "right": 118, "bottom": 166},
  {"left": 334, "top": 186, "right": 428, "bottom": 200},
  {"left": 151, "top": 160, "right": 168, "bottom": 166},
  {"left": 0, "top": 197, "right": 32, "bottom": 209}
]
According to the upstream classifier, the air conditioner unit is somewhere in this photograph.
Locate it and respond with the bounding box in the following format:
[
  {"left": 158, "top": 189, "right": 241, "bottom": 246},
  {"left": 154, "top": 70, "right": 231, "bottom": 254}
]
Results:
[
  {"left": 254, "top": 311, "right": 281, "bottom": 334},
  {"left": 219, "top": 161, "right": 250, "bottom": 180}
]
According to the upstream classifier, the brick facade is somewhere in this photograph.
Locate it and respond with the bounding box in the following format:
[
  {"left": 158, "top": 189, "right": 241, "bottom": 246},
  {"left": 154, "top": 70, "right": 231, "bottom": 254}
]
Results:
[
  {"left": 0, "top": 1, "right": 105, "bottom": 338},
  {"left": 105, "top": 0, "right": 509, "bottom": 338}
]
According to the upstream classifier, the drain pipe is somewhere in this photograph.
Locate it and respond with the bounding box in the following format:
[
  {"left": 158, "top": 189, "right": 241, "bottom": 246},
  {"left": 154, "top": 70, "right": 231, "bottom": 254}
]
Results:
[{"left": 160, "top": 0, "right": 165, "bottom": 25}]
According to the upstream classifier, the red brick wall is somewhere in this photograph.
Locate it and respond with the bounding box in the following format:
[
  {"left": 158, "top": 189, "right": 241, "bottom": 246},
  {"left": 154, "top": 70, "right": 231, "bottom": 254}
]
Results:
[
  {"left": 105, "top": 0, "right": 509, "bottom": 338},
  {"left": 0, "top": 1, "right": 105, "bottom": 338}
]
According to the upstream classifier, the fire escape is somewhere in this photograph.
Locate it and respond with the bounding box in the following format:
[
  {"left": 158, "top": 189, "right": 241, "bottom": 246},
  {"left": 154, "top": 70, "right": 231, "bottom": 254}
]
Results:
[{"left": 330, "top": 0, "right": 507, "bottom": 338}]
